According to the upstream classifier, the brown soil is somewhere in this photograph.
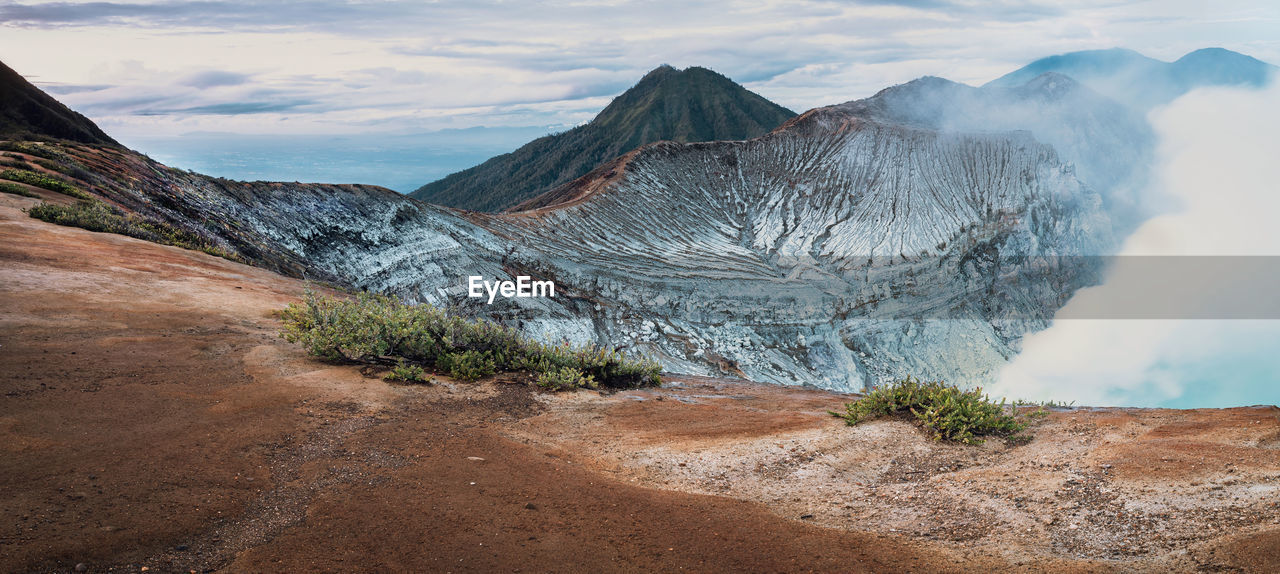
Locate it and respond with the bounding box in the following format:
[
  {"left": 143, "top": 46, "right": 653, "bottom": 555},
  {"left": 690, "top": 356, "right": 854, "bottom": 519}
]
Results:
[{"left": 2, "top": 193, "right": 1277, "bottom": 572}]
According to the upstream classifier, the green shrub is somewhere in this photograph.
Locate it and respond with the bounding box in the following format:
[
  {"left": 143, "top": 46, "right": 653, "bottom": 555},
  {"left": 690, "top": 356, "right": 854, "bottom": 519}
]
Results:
[
  {"left": 0, "top": 181, "right": 40, "bottom": 198},
  {"left": 0, "top": 169, "right": 91, "bottom": 200},
  {"left": 438, "top": 350, "right": 497, "bottom": 381},
  {"left": 384, "top": 360, "right": 432, "bottom": 384},
  {"left": 537, "top": 366, "right": 597, "bottom": 391},
  {"left": 26, "top": 200, "right": 242, "bottom": 262},
  {"left": 831, "top": 377, "right": 1027, "bottom": 445},
  {"left": 0, "top": 141, "right": 75, "bottom": 163},
  {"left": 279, "top": 291, "right": 662, "bottom": 390}
]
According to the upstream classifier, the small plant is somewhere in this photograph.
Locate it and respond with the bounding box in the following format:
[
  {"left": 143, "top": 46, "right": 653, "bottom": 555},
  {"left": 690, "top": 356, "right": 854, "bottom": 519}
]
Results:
[
  {"left": 0, "top": 168, "right": 91, "bottom": 200},
  {"left": 831, "top": 377, "right": 1027, "bottom": 445},
  {"left": 437, "top": 350, "right": 497, "bottom": 381},
  {"left": 384, "top": 360, "right": 431, "bottom": 384},
  {"left": 0, "top": 181, "right": 41, "bottom": 198},
  {"left": 537, "top": 366, "right": 597, "bottom": 391}
]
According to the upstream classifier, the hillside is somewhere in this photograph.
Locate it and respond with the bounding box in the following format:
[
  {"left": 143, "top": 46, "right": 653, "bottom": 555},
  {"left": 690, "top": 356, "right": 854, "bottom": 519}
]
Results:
[
  {"left": 2, "top": 194, "right": 1277, "bottom": 571},
  {"left": 0, "top": 60, "right": 118, "bottom": 145},
  {"left": 837, "top": 73, "right": 1153, "bottom": 227},
  {"left": 0, "top": 54, "right": 1147, "bottom": 390},
  {"left": 408, "top": 65, "right": 796, "bottom": 212},
  {"left": 986, "top": 47, "right": 1277, "bottom": 109}
]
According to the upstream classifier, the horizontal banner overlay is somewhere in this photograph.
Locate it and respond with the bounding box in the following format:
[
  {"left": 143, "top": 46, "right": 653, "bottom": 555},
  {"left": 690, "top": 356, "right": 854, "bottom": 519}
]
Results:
[{"left": 677, "top": 256, "right": 1280, "bottom": 320}]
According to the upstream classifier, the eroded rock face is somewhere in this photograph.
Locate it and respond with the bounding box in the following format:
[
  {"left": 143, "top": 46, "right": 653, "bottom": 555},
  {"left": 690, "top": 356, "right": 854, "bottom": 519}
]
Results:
[
  {"left": 49, "top": 74, "right": 1130, "bottom": 392},
  {"left": 460, "top": 110, "right": 1113, "bottom": 390}
]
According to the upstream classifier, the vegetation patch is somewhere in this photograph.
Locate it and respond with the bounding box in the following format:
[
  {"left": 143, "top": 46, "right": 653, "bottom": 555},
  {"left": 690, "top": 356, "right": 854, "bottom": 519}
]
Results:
[
  {"left": 831, "top": 377, "right": 1029, "bottom": 445},
  {"left": 279, "top": 290, "right": 662, "bottom": 390},
  {"left": 384, "top": 360, "right": 432, "bottom": 384},
  {"left": 0, "top": 181, "right": 41, "bottom": 198},
  {"left": 1, "top": 168, "right": 91, "bottom": 200},
  {"left": 536, "top": 366, "right": 597, "bottom": 391},
  {"left": 437, "top": 350, "right": 497, "bottom": 381},
  {"left": 26, "top": 200, "right": 242, "bottom": 262}
]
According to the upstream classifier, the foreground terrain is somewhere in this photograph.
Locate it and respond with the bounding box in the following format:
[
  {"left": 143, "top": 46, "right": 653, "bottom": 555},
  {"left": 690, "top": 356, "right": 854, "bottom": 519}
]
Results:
[{"left": 2, "top": 195, "right": 1278, "bottom": 572}]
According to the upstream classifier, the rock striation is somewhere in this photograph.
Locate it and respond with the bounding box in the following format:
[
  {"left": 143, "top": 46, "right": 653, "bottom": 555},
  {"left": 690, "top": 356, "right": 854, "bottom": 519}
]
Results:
[{"left": 7, "top": 66, "right": 1136, "bottom": 391}]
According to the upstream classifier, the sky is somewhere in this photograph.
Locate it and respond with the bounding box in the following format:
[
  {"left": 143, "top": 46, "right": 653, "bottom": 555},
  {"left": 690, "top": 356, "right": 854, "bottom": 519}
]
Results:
[{"left": 1, "top": 0, "right": 1278, "bottom": 140}]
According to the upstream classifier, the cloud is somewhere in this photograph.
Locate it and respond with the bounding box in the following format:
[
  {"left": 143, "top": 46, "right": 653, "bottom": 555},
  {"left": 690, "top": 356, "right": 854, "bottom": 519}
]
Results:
[
  {"left": 150, "top": 100, "right": 313, "bottom": 115},
  {"left": 993, "top": 78, "right": 1280, "bottom": 408},
  {"left": 180, "top": 70, "right": 251, "bottom": 88},
  {"left": 2, "top": 0, "right": 1277, "bottom": 138}
]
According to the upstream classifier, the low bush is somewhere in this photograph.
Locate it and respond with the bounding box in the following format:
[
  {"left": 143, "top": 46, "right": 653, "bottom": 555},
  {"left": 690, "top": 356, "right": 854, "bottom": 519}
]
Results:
[
  {"left": 0, "top": 141, "right": 75, "bottom": 163},
  {"left": 831, "top": 377, "right": 1027, "bottom": 445},
  {"left": 537, "top": 366, "right": 597, "bottom": 391},
  {"left": 0, "top": 181, "right": 41, "bottom": 198},
  {"left": 279, "top": 291, "right": 662, "bottom": 390},
  {"left": 26, "top": 200, "right": 242, "bottom": 262},
  {"left": 437, "top": 350, "right": 497, "bottom": 381},
  {"left": 0, "top": 168, "right": 91, "bottom": 200},
  {"left": 384, "top": 360, "right": 432, "bottom": 384}
]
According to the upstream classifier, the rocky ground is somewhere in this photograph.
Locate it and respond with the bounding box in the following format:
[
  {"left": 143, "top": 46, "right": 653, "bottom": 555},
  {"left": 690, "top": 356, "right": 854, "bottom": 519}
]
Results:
[{"left": 2, "top": 192, "right": 1277, "bottom": 572}]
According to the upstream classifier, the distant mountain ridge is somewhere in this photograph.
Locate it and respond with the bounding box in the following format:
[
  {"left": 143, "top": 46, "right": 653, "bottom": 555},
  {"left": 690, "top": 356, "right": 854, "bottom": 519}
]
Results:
[
  {"left": 0, "top": 60, "right": 118, "bottom": 145},
  {"left": 986, "top": 47, "right": 1276, "bottom": 110},
  {"left": 409, "top": 65, "right": 795, "bottom": 212}
]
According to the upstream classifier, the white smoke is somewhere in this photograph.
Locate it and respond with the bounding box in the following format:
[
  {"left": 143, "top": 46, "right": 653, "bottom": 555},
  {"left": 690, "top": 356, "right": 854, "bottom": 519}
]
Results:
[{"left": 993, "top": 77, "right": 1280, "bottom": 408}]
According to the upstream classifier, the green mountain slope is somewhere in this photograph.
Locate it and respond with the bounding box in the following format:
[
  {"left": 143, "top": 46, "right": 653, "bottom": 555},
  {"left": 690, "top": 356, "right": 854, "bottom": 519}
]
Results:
[{"left": 408, "top": 65, "right": 795, "bottom": 212}]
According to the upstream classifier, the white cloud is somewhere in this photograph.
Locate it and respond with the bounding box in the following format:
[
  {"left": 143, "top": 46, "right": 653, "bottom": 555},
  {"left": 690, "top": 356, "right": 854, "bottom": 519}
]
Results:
[
  {"left": 1, "top": 0, "right": 1277, "bottom": 137},
  {"left": 993, "top": 78, "right": 1280, "bottom": 408}
]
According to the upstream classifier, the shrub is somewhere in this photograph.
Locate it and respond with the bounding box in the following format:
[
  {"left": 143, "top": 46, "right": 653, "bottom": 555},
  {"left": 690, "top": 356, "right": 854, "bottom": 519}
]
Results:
[
  {"left": 0, "top": 181, "right": 40, "bottom": 198},
  {"left": 279, "top": 291, "right": 662, "bottom": 390},
  {"left": 537, "top": 366, "right": 597, "bottom": 391},
  {"left": 437, "top": 350, "right": 496, "bottom": 381},
  {"left": 0, "top": 169, "right": 91, "bottom": 200},
  {"left": 26, "top": 200, "right": 242, "bottom": 262},
  {"left": 831, "top": 377, "right": 1027, "bottom": 445},
  {"left": 0, "top": 141, "right": 75, "bottom": 163},
  {"left": 384, "top": 360, "right": 432, "bottom": 384}
]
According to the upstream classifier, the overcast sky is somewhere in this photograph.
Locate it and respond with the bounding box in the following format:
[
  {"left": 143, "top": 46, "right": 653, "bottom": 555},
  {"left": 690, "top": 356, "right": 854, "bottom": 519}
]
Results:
[{"left": 1, "top": 0, "right": 1277, "bottom": 138}]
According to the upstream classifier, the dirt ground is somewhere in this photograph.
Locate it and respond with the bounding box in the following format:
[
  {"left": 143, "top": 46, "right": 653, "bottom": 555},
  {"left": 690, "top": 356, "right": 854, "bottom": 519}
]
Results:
[{"left": 2, "top": 193, "right": 1277, "bottom": 573}]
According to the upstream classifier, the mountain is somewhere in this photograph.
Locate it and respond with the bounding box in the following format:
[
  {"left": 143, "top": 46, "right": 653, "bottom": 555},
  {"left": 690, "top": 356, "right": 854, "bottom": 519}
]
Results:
[
  {"left": 6, "top": 61, "right": 1123, "bottom": 390},
  {"left": 0, "top": 60, "right": 118, "bottom": 145},
  {"left": 841, "top": 73, "right": 1154, "bottom": 228},
  {"left": 408, "top": 65, "right": 796, "bottom": 212},
  {"left": 986, "top": 47, "right": 1276, "bottom": 110}
]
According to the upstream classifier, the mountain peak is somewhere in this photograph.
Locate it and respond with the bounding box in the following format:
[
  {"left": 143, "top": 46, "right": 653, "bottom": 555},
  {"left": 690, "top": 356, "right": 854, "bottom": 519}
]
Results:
[
  {"left": 591, "top": 65, "right": 770, "bottom": 133},
  {"left": 411, "top": 66, "right": 795, "bottom": 212},
  {"left": 985, "top": 47, "right": 1276, "bottom": 109},
  {"left": 642, "top": 64, "right": 679, "bottom": 77},
  {"left": 1176, "top": 47, "right": 1254, "bottom": 62},
  {"left": 0, "top": 60, "right": 117, "bottom": 145}
]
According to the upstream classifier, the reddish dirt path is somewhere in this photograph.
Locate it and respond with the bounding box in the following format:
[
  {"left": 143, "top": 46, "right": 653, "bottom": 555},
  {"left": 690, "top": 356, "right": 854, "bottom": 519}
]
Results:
[{"left": 0, "top": 195, "right": 1004, "bottom": 572}]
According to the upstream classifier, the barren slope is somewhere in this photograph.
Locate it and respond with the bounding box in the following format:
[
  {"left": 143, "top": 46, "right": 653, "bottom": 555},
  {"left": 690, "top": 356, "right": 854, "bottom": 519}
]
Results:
[{"left": 1, "top": 69, "right": 1132, "bottom": 393}]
